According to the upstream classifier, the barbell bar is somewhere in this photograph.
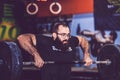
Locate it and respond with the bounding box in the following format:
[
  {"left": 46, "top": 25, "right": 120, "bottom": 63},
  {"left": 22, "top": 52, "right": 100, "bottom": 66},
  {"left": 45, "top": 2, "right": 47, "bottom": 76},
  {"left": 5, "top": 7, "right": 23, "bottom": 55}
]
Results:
[
  {"left": 0, "top": 59, "right": 111, "bottom": 66},
  {"left": 22, "top": 59, "right": 111, "bottom": 66}
]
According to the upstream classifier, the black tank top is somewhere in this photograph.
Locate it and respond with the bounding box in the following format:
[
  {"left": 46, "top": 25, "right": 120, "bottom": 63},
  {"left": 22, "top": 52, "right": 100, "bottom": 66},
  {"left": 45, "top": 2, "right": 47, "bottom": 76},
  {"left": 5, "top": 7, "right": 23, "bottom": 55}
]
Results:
[
  {"left": 35, "top": 34, "right": 79, "bottom": 62},
  {"left": 35, "top": 34, "right": 79, "bottom": 80}
]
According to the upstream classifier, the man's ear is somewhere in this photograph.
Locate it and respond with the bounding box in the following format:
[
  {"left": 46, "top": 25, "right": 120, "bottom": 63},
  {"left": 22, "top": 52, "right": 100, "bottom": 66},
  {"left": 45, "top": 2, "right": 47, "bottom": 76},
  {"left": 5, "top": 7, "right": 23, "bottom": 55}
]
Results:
[{"left": 52, "top": 33, "right": 57, "bottom": 40}]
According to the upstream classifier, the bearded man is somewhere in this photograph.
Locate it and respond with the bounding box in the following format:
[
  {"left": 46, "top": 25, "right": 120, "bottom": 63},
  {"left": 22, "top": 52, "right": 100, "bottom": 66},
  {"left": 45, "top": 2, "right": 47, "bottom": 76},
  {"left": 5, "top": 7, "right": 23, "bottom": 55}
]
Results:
[{"left": 17, "top": 22, "right": 93, "bottom": 80}]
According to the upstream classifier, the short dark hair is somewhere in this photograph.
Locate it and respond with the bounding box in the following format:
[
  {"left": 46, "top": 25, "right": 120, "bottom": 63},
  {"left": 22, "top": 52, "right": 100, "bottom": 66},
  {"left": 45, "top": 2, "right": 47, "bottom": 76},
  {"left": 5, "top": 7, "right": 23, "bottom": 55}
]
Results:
[
  {"left": 109, "top": 31, "right": 118, "bottom": 42},
  {"left": 52, "top": 22, "right": 69, "bottom": 33}
]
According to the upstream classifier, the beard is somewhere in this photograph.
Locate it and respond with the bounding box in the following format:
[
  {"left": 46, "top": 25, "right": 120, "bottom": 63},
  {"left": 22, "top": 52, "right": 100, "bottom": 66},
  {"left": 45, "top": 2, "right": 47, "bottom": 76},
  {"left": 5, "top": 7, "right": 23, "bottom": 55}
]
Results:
[{"left": 54, "top": 37, "right": 70, "bottom": 51}]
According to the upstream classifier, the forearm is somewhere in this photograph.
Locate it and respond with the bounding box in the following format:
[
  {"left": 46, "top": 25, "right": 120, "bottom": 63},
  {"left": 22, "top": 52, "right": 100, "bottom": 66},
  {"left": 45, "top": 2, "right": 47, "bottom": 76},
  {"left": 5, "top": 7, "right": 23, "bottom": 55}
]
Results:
[
  {"left": 17, "top": 34, "right": 44, "bottom": 68},
  {"left": 77, "top": 36, "right": 90, "bottom": 56},
  {"left": 23, "top": 43, "right": 39, "bottom": 56},
  {"left": 77, "top": 36, "right": 93, "bottom": 66},
  {"left": 17, "top": 34, "right": 39, "bottom": 56}
]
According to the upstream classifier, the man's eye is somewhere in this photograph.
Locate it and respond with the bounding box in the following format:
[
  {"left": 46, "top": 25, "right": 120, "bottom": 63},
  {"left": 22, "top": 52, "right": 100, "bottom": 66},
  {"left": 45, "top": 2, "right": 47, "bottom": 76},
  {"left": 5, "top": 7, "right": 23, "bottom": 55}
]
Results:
[{"left": 61, "top": 34, "right": 66, "bottom": 36}]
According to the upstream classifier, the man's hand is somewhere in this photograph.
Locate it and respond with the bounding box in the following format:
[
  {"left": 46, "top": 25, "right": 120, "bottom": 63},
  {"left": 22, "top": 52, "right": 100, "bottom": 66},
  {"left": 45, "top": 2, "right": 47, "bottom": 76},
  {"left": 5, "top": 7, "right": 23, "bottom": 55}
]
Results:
[
  {"left": 84, "top": 54, "right": 93, "bottom": 66},
  {"left": 33, "top": 53, "right": 44, "bottom": 68}
]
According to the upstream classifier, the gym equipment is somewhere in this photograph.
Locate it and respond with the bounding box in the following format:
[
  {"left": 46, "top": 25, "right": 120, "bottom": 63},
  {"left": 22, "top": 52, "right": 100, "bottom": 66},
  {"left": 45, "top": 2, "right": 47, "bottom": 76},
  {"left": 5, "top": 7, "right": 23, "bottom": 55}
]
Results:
[
  {"left": 0, "top": 41, "right": 119, "bottom": 80},
  {"left": 97, "top": 44, "right": 120, "bottom": 80},
  {"left": 0, "top": 42, "right": 22, "bottom": 80}
]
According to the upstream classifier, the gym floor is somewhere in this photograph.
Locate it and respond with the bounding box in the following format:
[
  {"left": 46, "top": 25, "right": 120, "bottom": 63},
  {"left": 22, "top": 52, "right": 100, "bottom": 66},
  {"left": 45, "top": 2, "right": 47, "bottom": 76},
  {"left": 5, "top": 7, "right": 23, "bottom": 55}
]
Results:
[{"left": 21, "top": 66, "right": 100, "bottom": 80}]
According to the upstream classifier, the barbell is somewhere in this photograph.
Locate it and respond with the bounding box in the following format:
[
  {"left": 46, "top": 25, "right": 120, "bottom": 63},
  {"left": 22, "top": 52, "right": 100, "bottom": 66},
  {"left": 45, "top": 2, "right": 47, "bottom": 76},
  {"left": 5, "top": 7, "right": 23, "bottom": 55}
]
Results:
[
  {"left": 0, "top": 58, "right": 111, "bottom": 66},
  {"left": 0, "top": 41, "right": 120, "bottom": 80},
  {"left": 22, "top": 59, "right": 111, "bottom": 65}
]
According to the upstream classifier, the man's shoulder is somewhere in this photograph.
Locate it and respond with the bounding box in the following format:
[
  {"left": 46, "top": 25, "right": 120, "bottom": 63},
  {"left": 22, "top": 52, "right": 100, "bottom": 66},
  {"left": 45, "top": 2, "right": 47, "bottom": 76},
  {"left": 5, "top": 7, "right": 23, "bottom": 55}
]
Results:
[
  {"left": 36, "top": 34, "right": 53, "bottom": 43},
  {"left": 70, "top": 36, "right": 79, "bottom": 44},
  {"left": 36, "top": 34, "right": 52, "bottom": 38},
  {"left": 36, "top": 33, "right": 52, "bottom": 37},
  {"left": 68, "top": 37, "right": 79, "bottom": 47},
  {"left": 70, "top": 36, "right": 79, "bottom": 40}
]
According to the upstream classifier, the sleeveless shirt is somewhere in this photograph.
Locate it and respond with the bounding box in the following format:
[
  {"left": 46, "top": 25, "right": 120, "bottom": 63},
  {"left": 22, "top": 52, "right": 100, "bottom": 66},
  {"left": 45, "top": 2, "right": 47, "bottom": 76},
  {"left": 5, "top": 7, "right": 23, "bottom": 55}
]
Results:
[
  {"left": 35, "top": 34, "right": 79, "bottom": 80},
  {"left": 35, "top": 34, "right": 79, "bottom": 62}
]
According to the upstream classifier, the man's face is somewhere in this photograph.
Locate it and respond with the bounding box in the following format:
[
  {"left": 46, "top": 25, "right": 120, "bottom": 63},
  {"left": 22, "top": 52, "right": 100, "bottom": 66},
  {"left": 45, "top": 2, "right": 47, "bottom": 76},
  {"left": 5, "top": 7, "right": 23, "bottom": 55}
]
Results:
[
  {"left": 53, "top": 25, "right": 71, "bottom": 50},
  {"left": 55, "top": 25, "right": 70, "bottom": 45}
]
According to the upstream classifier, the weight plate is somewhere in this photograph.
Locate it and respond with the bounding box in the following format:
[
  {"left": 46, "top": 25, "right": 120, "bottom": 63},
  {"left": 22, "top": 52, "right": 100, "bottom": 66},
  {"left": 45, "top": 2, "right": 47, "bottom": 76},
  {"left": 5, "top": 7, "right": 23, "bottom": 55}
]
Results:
[
  {"left": 97, "top": 44, "right": 120, "bottom": 80},
  {"left": 0, "top": 42, "right": 12, "bottom": 80},
  {"left": 0, "top": 42, "right": 22, "bottom": 80}
]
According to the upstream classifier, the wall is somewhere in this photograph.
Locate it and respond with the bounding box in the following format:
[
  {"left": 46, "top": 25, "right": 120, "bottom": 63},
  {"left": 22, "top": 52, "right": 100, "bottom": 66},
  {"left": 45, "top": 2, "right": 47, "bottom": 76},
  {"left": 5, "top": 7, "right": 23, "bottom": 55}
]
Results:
[{"left": 25, "top": 0, "right": 93, "bottom": 17}]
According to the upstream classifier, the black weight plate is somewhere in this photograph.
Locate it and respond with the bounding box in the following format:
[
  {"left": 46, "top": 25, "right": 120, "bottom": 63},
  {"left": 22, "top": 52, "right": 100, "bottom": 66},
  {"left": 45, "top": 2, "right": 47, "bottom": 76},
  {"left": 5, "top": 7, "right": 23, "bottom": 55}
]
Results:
[
  {"left": 0, "top": 42, "right": 12, "bottom": 80},
  {"left": 97, "top": 44, "right": 120, "bottom": 80},
  {"left": 0, "top": 42, "right": 22, "bottom": 80}
]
